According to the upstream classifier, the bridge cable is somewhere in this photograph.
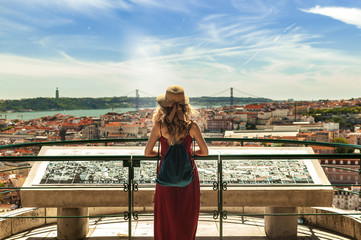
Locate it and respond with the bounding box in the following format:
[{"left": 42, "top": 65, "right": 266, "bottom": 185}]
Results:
[
  {"left": 233, "top": 88, "right": 261, "bottom": 98},
  {"left": 120, "top": 90, "right": 136, "bottom": 97},
  {"left": 138, "top": 90, "right": 156, "bottom": 98},
  {"left": 209, "top": 88, "right": 230, "bottom": 97}
]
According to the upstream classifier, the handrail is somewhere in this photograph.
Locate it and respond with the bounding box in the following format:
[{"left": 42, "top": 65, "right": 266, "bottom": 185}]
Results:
[
  {"left": 0, "top": 166, "right": 32, "bottom": 173},
  {"left": 205, "top": 137, "right": 361, "bottom": 149},
  {"left": 0, "top": 137, "right": 360, "bottom": 150},
  {"left": 0, "top": 138, "right": 149, "bottom": 149},
  {"left": 2, "top": 184, "right": 361, "bottom": 190},
  {"left": 1, "top": 137, "right": 360, "bottom": 240},
  {"left": 1, "top": 212, "right": 361, "bottom": 219},
  {"left": 320, "top": 165, "right": 359, "bottom": 173},
  {"left": 333, "top": 188, "right": 360, "bottom": 195},
  {"left": 1, "top": 153, "right": 360, "bottom": 162}
]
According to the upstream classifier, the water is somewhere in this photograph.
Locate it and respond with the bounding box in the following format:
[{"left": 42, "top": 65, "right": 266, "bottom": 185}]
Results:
[
  {"left": 0, "top": 108, "right": 138, "bottom": 121},
  {"left": 0, "top": 105, "right": 208, "bottom": 121}
]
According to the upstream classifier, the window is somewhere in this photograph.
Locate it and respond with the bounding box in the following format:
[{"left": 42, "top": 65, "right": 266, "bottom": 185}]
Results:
[
  {"left": 340, "top": 175, "right": 343, "bottom": 180},
  {"left": 347, "top": 161, "right": 351, "bottom": 165},
  {"left": 332, "top": 160, "right": 336, "bottom": 164},
  {"left": 325, "top": 160, "right": 329, "bottom": 164},
  {"left": 340, "top": 160, "right": 344, "bottom": 164}
]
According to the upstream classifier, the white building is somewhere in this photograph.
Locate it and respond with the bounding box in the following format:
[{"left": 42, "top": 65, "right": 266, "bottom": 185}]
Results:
[
  {"left": 271, "top": 109, "right": 289, "bottom": 118},
  {"left": 224, "top": 129, "right": 299, "bottom": 138},
  {"left": 81, "top": 125, "right": 99, "bottom": 140},
  {"left": 333, "top": 188, "right": 360, "bottom": 211},
  {"left": 122, "top": 124, "right": 139, "bottom": 136},
  {"left": 323, "top": 122, "right": 340, "bottom": 131}
]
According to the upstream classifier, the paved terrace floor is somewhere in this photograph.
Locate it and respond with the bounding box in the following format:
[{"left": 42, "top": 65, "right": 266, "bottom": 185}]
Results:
[{"left": 4, "top": 215, "right": 351, "bottom": 240}]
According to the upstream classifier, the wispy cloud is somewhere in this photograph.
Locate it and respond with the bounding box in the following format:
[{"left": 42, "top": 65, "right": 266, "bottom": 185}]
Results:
[
  {"left": 301, "top": 5, "right": 361, "bottom": 28},
  {"left": 231, "top": 0, "right": 274, "bottom": 14},
  {"left": 244, "top": 51, "right": 259, "bottom": 65},
  {"left": 0, "top": 17, "right": 34, "bottom": 33},
  {"left": 28, "top": 0, "right": 131, "bottom": 13},
  {"left": 130, "top": 0, "right": 192, "bottom": 12},
  {"left": 1, "top": 1, "right": 361, "bottom": 100}
]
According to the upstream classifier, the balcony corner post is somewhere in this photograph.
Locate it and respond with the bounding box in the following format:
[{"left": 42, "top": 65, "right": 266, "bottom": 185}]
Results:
[
  {"left": 57, "top": 207, "right": 89, "bottom": 240},
  {"left": 264, "top": 207, "right": 298, "bottom": 240}
]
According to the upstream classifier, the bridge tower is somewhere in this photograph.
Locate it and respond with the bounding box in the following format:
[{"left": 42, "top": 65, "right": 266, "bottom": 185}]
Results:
[
  {"left": 135, "top": 89, "right": 140, "bottom": 110},
  {"left": 230, "top": 87, "right": 234, "bottom": 106}
]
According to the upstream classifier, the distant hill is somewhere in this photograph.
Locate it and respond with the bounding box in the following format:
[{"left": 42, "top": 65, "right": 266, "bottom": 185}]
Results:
[{"left": 0, "top": 96, "right": 273, "bottom": 112}]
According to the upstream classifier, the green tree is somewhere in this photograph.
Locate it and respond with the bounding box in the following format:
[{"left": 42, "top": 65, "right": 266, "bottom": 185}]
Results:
[
  {"left": 333, "top": 138, "right": 354, "bottom": 153},
  {"left": 246, "top": 123, "right": 257, "bottom": 130}
]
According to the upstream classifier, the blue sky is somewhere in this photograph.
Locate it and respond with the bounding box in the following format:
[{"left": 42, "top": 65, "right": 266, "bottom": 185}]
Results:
[{"left": 1, "top": 0, "right": 361, "bottom": 100}]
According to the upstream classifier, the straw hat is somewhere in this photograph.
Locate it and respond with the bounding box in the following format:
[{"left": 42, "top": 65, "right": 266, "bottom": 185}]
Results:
[{"left": 156, "top": 85, "right": 189, "bottom": 107}]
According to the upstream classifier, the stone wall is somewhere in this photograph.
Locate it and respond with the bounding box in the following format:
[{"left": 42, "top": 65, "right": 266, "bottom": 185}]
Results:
[
  {"left": 2, "top": 206, "right": 360, "bottom": 239},
  {"left": 299, "top": 207, "right": 361, "bottom": 239}
]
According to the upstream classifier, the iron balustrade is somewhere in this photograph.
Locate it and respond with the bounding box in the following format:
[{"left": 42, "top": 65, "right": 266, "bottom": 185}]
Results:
[{"left": 0, "top": 138, "right": 361, "bottom": 240}]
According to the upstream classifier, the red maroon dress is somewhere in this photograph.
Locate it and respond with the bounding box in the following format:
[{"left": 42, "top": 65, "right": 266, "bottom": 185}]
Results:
[{"left": 154, "top": 134, "right": 200, "bottom": 240}]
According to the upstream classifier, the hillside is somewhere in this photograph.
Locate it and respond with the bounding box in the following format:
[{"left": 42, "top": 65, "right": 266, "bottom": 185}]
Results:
[{"left": 0, "top": 96, "right": 272, "bottom": 112}]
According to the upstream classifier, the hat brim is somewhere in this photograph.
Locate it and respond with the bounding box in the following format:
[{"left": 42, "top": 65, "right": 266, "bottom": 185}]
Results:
[{"left": 156, "top": 94, "right": 189, "bottom": 107}]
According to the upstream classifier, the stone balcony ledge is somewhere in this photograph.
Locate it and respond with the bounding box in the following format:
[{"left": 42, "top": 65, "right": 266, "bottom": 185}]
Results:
[{"left": 1, "top": 206, "right": 359, "bottom": 239}]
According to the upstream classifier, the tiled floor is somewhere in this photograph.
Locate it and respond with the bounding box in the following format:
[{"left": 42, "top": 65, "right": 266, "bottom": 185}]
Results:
[{"left": 5, "top": 215, "right": 352, "bottom": 240}]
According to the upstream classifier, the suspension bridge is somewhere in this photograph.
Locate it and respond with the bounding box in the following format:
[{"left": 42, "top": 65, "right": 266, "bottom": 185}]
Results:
[{"left": 121, "top": 88, "right": 266, "bottom": 109}]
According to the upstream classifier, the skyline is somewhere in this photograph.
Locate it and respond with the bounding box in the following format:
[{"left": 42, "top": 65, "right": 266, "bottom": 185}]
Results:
[{"left": 1, "top": 0, "right": 361, "bottom": 100}]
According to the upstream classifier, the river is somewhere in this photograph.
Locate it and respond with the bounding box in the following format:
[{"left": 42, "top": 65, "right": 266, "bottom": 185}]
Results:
[
  {"left": 0, "top": 105, "right": 207, "bottom": 121},
  {"left": 0, "top": 108, "right": 138, "bottom": 121}
]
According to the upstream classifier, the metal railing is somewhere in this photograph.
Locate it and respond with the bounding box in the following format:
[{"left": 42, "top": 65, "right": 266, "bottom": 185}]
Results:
[{"left": 1, "top": 138, "right": 361, "bottom": 239}]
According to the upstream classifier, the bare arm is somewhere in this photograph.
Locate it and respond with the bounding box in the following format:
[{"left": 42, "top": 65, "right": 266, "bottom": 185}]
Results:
[
  {"left": 190, "top": 122, "right": 208, "bottom": 156},
  {"left": 144, "top": 123, "right": 161, "bottom": 157}
]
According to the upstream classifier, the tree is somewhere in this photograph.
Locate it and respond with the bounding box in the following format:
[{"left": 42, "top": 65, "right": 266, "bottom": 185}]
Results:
[
  {"left": 333, "top": 138, "right": 354, "bottom": 153},
  {"left": 246, "top": 123, "right": 257, "bottom": 130}
]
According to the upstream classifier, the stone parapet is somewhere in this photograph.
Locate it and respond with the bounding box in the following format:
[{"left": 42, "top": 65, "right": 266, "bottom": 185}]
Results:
[
  {"left": 299, "top": 207, "right": 361, "bottom": 239},
  {"left": 0, "top": 208, "right": 45, "bottom": 239},
  {"left": 2, "top": 206, "right": 361, "bottom": 239}
]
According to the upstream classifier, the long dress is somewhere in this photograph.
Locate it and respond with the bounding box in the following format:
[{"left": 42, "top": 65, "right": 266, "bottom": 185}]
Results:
[{"left": 154, "top": 134, "right": 200, "bottom": 240}]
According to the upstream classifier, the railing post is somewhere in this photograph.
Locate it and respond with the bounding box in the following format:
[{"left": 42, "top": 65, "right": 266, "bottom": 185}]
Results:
[
  {"left": 218, "top": 154, "right": 222, "bottom": 240},
  {"left": 359, "top": 158, "right": 361, "bottom": 200},
  {"left": 123, "top": 156, "right": 134, "bottom": 240},
  {"left": 212, "top": 154, "right": 223, "bottom": 239},
  {"left": 242, "top": 207, "right": 245, "bottom": 224},
  {"left": 217, "top": 154, "right": 227, "bottom": 240}
]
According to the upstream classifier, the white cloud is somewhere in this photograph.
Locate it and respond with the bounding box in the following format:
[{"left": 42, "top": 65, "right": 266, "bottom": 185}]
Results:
[
  {"left": 34, "top": 0, "right": 131, "bottom": 12},
  {"left": 129, "top": 0, "right": 201, "bottom": 13},
  {"left": 0, "top": 17, "right": 34, "bottom": 33},
  {"left": 2, "top": 1, "right": 361, "bottom": 100},
  {"left": 201, "top": 62, "right": 235, "bottom": 73},
  {"left": 2, "top": 26, "right": 361, "bottom": 100},
  {"left": 301, "top": 5, "right": 361, "bottom": 28},
  {"left": 0, "top": 0, "right": 131, "bottom": 24}
]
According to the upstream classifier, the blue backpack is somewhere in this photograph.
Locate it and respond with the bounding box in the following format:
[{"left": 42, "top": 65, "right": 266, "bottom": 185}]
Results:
[{"left": 156, "top": 124, "right": 194, "bottom": 187}]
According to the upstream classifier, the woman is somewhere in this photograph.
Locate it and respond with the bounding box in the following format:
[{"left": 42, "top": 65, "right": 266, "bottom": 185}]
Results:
[{"left": 145, "top": 85, "right": 208, "bottom": 240}]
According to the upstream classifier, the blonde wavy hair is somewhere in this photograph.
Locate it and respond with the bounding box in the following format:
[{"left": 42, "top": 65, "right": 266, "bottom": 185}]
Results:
[{"left": 153, "top": 104, "right": 194, "bottom": 145}]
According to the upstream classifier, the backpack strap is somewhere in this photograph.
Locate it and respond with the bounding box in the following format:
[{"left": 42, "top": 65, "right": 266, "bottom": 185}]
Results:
[
  {"left": 180, "top": 120, "right": 193, "bottom": 143},
  {"left": 159, "top": 122, "right": 163, "bottom": 137},
  {"left": 156, "top": 137, "right": 160, "bottom": 174}
]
